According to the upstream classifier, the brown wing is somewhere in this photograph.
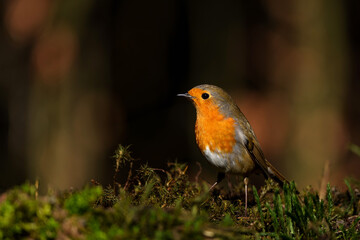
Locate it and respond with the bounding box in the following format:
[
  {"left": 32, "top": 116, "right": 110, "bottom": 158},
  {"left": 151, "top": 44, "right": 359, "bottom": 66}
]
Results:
[
  {"left": 217, "top": 95, "right": 288, "bottom": 184},
  {"left": 244, "top": 137, "right": 287, "bottom": 185}
]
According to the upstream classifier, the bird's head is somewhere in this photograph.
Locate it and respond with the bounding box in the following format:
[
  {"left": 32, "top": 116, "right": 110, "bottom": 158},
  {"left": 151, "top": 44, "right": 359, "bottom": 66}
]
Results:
[{"left": 178, "top": 84, "right": 235, "bottom": 117}]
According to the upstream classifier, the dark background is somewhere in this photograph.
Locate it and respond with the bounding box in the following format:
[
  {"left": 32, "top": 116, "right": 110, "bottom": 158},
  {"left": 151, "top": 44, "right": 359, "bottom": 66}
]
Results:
[{"left": 1, "top": 0, "right": 360, "bottom": 192}]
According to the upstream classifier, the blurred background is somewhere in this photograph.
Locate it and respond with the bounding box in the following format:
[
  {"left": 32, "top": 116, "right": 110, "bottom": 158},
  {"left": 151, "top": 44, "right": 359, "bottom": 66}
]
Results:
[{"left": 0, "top": 0, "right": 359, "bottom": 192}]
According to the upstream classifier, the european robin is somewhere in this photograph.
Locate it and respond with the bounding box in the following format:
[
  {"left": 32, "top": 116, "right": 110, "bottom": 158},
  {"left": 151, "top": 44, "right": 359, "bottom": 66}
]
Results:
[{"left": 178, "top": 84, "right": 288, "bottom": 215}]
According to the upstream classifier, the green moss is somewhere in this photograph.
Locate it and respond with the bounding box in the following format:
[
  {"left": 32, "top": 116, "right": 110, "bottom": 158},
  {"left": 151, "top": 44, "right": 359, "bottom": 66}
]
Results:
[
  {"left": 0, "top": 183, "right": 59, "bottom": 239},
  {"left": 1, "top": 145, "right": 360, "bottom": 239},
  {"left": 64, "top": 186, "right": 102, "bottom": 215}
]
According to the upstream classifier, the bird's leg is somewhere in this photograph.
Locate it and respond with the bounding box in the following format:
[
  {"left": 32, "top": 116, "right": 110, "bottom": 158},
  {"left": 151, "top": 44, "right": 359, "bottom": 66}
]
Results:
[
  {"left": 226, "top": 174, "right": 234, "bottom": 196},
  {"left": 244, "top": 177, "right": 249, "bottom": 216},
  {"left": 209, "top": 172, "right": 225, "bottom": 191}
]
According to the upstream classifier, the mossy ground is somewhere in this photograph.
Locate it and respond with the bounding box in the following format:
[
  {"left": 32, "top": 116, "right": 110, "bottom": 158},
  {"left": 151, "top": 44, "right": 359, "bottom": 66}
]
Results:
[{"left": 0, "top": 145, "right": 359, "bottom": 239}]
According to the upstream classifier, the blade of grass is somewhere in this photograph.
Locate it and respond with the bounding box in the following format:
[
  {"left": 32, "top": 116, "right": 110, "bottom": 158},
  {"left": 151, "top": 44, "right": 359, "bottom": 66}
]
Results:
[
  {"left": 253, "top": 185, "right": 265, "bottom": 231},
  {"left": 344, "top": 179, "right": 355, "bottom": 215},
  {"left": 284, "top": 182, "right": 294, "bottom": 235},
  {"left": 274, "top": 190, "right": 285, "bottom": 233},
  {"left": 349, "top": 144, "right": 360, "bottom": 157},
  {"left": 266, "top": 202, "right": 279, "bottom": 233}
]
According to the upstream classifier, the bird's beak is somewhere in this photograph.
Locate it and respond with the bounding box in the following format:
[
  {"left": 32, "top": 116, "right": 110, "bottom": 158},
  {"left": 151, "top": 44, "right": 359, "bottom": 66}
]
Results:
[{"left": 177, "top": 93, "right": 194, "bottom": 99}]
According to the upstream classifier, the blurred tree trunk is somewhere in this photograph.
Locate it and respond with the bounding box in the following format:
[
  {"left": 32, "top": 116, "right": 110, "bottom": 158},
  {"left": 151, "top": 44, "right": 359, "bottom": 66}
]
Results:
[
  {"left": 286, "top": 1, "right": 347, "bottom": 188},
  {"left": 27, "top": 0, "right": 118, "bottom": 191}
]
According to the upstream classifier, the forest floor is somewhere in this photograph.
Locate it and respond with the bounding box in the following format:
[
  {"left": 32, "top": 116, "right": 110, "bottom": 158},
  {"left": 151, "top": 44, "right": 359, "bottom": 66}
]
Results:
[{"left": 0, "top": 145, "right": 359, "bottom": 239}]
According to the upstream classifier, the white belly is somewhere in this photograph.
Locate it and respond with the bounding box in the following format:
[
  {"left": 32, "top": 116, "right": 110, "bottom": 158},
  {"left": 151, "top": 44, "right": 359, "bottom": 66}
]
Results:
[{"left": 203, "top": 146, "right": 229, "bottom": 170}]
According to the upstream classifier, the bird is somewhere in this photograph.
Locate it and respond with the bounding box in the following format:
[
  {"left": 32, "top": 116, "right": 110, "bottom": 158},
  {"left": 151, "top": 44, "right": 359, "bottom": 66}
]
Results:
[{"left": 178, "top": 84, "right": 288, "bottom": 215}]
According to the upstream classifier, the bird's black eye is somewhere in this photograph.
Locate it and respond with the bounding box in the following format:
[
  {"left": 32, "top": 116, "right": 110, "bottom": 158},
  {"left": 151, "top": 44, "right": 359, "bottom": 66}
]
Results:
[{"left": 201, "top": 93, "right": 209, "bottom": 99}]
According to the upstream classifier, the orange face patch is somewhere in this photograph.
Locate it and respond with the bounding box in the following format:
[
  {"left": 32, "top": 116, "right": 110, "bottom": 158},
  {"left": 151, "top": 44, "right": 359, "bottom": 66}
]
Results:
[
  {"left": 189, "top": 88, "right": 236, "bottom": 154},
  {"left": 188, "top": 88, "right": 207, "bottom": 106}
]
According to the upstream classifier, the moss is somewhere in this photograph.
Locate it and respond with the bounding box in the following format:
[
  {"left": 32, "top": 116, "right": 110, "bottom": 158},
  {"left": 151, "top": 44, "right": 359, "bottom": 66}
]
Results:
[
  {"left": 0, "top": 145, "right": 360, "bottom": 239},
  {"left": 0, "top": 183, "right": 59, "bottom": 239},
  {"left": 64, "top": 186, "right": 102, "bottom": 215}
]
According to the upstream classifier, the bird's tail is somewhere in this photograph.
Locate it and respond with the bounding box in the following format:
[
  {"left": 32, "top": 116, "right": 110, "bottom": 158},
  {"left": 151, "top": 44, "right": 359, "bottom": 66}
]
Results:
[
  {"left": 244, "top": 138, "right": 291, "bottom": 187},
  {"left": 264, "top": 159, "right": 288, "bottom": 185}
]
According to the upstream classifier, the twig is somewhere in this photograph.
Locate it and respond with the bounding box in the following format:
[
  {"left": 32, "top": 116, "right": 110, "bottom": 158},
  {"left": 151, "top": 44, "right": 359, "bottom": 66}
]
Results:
[
  {"left": 124, "top": 162, "right": 133, "bottom": 191},
  {"left": 35, "top": 179, "right": 39, "bottom": 200},
  {"left": 151, "top": 168, "right": 167, "bottom": 174},
  {"left": 319, "top": 159, "right": 330, "bottom": 200},
  {"left": 91, "top": 179, "right": 101, "bottom": 186},
  {"left": 195, "top": 162, "right": 202, "bottom": 183}
]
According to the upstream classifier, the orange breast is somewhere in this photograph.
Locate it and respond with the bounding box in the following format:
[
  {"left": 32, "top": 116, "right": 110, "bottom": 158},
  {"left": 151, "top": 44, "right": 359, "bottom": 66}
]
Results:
[{"left": 195, "top": 104, "right": 236, "bottom": 154}]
